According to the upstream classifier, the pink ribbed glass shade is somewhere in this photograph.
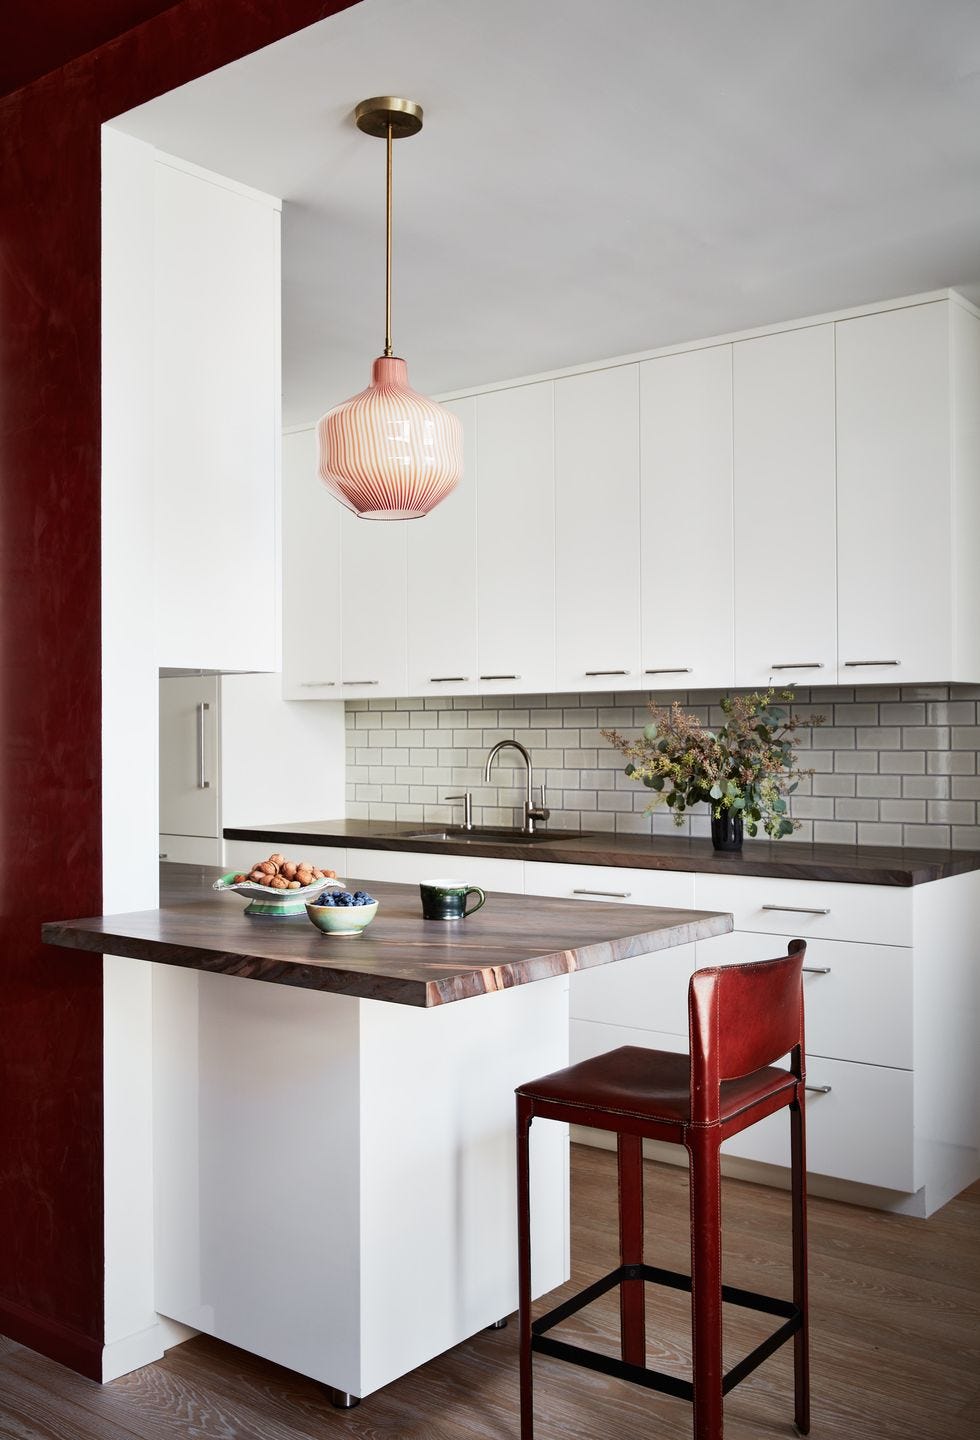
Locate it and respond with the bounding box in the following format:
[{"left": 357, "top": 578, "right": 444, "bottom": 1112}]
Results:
[{"left": 317, "top": 356, "right": 463, "bottom": 520}]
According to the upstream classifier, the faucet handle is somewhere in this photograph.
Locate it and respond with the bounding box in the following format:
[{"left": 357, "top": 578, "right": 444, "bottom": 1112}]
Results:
[{"left": 527, "top": 784, "right": 550, "bottom": 824}]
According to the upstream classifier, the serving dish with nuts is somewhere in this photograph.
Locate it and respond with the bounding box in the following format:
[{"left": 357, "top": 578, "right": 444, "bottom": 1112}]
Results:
[{"left": 213, "top": 852, "right": 347, "bottom": 917}]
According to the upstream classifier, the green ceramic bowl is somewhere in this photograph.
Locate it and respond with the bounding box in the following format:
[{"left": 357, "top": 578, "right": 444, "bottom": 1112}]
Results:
[{"left": 305, "top": 899, "right": 378, "bottom": 937}]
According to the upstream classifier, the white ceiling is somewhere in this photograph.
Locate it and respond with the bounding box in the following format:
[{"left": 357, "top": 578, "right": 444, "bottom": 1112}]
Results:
[{"left": 110, "top": 0, "right": 980, "bottom": 427}]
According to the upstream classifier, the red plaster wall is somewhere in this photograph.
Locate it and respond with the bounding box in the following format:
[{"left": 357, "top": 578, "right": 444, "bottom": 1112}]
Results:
[{"left": 0, "top": 0, "right": 357, "bottom": 1378}]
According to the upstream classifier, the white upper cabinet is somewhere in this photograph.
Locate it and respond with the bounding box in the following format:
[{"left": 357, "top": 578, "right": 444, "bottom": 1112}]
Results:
[
  {"left": 406, "top": 397, "right": 478, "bottom": 694},
  {"left": 339, "top": 506, "right": 407, "bottom": 697},
  {"left": 281, "top": 428, "right": 341, "bottom": 698},
  {"left": 556, "top": 366, "right": 641, "bottom": 691},
  {"left": 476, "top": 383, "right": 556, "bottom": 694},
  {"left": 836, "top": 302, "right": 952, "bottom": 681},
  {"left": 640, "top": 345, "right": 734, "bottom": 692},
  {"left": 153, "top": 158, "right": 281, "bottom": 672},
  {"left": 734, "top": 324, "right": 837, "bottom": 688}
]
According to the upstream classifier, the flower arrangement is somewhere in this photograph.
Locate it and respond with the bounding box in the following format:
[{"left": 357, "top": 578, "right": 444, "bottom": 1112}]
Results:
[{"left": 601, "top": 689, "right": 824, "bottom": 840}]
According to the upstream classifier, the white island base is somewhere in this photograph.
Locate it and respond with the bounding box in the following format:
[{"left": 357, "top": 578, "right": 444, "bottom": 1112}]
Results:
[{"left": 151, "top": 965, "right": 570, "bottom": 1400}]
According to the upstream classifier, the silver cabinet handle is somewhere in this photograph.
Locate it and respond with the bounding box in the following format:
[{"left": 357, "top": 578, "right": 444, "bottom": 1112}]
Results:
[
  {"left": 430, "top": 676, "right": 470, "bottom": 683},
  {"left": 572, "top": 888, "right": 631, "bottom": 899},
  {"left": 762, "top": 904, "right": 830, "bottom": 915},
  {"left": 771, "top": 662, "right": 824, "bottom": 670},
  {"left": 158, "top": 853, "right": 168, "bottom": 860},
  {"left": 343, "top": 679, "right": 380, "bottom": 685},
  {"left": 585, "top": 670, "right": 630, "bottom": 677},
  {"left": 300, "top": 681, "right": 336, "bottom": 688},
  {"left": 480, "top": 674, "right": 521, "bottom": 681},
  {"left": 644, "top": 667, "right": 692, "bottom": 675},
  {"left": 843, "top": 660, "right": 900, "bottom": 667},
  {"left": 802, "top": 966, "right": 832, "bottom": 975},
  {"left": 196, "top": 702, "right": 210, "bottom": 790},
  {"left": 805, "top": 1084, "right": 832, "bottom": 1095}
]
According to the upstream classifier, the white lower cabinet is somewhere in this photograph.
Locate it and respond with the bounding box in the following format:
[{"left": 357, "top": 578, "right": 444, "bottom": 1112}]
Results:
[
  {"left": 159, "top": 833, "right": 224, "bottom": 866},
  {"left": 345, "top": 847, "right": 525, "bottom": 893}
]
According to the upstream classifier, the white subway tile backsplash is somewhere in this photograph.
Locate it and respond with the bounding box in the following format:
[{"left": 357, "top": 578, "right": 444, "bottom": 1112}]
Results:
[{"left": 344, "top": 686, "right": 980, "bottom": 849}]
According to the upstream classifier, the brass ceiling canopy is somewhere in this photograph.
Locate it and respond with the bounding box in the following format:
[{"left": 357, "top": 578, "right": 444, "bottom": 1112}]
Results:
[{"left": 354, "top": 96, "right": 423, "bottom": 139}]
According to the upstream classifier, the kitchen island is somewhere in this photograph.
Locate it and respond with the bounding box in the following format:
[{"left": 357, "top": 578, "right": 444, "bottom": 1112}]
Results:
[{"left": 44, "top": 865, "right": 730, "bottom": 1402}]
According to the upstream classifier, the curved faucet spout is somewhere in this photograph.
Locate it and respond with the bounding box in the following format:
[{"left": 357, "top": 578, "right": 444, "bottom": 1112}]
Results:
[{"left": 484, "top": 740, "right": 548, "bottom": 835}]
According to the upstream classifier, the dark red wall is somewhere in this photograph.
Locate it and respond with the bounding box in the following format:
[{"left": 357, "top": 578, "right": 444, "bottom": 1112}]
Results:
[{"left": 0, "top": 0, "right": 357, "bottom": 1378}]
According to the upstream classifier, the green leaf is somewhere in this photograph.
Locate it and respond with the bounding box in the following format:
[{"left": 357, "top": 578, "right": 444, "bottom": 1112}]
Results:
[
  {"left": 747, "top": 822, "right": 758, "bottom": 838},
  {"left": 651, "top": 776, "right": 665, "bottom": 792},
  {"left": 774, "top": 797, "right": 787, "bottom": 814},
  {"left": 643, "top": 775, "right": 656, "bottom": 788},
  {"left": 788, "top": 780, "right": 799, "bottom": 794},
  {"left": 732, "top": 797, "right": 746, "bottom": 810},
  {"left": 643, "top": 723, "right": 659, "bottom": 742},
  {"left": 778, "top": 818, "right": 794, "bottom": 837},
  {"left": 709, "top": 783, "right": 723, "bottom": 800},
  {"left": 625, "top": 762, "right": 636, "bottom": 776}
]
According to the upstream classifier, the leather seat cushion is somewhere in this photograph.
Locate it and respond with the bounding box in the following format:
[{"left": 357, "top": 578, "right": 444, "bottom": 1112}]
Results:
[{"left": 517, "top": 1045, "right": 795, "bottom": 1127}]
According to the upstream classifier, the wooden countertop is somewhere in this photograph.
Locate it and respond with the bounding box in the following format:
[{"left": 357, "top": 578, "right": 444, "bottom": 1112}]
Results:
[
  {"left": 223, "top": 818, "right": 980, "bottom": 887},
  {"left": 41, "top": 864, "right": 732, "bottom": 1008}
]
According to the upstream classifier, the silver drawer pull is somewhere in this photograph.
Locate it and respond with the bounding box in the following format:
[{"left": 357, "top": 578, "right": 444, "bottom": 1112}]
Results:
[
  {"left": 762, "top": 904, "right": 830, "bottom": 915},
  {"left": 644, "top": 667, "right": 692, "bottom": 675},
  {"left": 805, "top": 1084, "right": 832, "bottom": 1095},
  {"left": 196, "top": 701, "right": 210, "bottom": 790},
  {"left": 585, "top": 670, "right": 630, "bottom": 677},
  {"left": 158, "top": 853, "right": 168, "bottom": 860},
  {"left": 572, "top": 888, "right": 631, "bottom": 899},
  {"left": 802, "top": 966, "right": 832, "bottom": 975},
  {"left": 480, "top": 674, "right": 520, "bottom": 681},
  {"left": 343, "top": 679, "right": 380, "bottom": 685},
  {"left": 843, "top": 660, "right": 900, "bottom": 667},
  {"left": 771, "top": 662, "right": 824, "bottom": 670},
  {"left": 430, "top": 676, "right": 470, "bottom": 683},
  {"left": 300, "top": 681, "right": 336, "bottom": 687}
]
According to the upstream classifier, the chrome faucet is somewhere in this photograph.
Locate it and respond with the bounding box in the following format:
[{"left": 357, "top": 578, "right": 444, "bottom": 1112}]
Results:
[{"left": 484, "top": 739, "right": 550, "bottom": 835}]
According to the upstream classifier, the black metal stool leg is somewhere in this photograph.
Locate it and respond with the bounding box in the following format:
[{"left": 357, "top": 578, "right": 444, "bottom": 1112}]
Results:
[
  {"left": 790, "top": 1096, "right": 811, "bottom": 1435},
  {"left": 517, "top": 1097, "right": 535, "bottom": 1440}
]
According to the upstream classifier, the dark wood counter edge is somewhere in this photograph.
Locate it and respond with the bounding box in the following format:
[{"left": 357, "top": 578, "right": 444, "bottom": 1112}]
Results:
[
  {"left": 223, "top": 822, "right": 980, "bottom": 888},
  {"left": 41, "top": 911, "right": 732, "bottom": 1009}
]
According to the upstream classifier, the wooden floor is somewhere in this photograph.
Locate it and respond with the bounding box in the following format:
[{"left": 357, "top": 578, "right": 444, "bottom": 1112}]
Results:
[{"left": 2, "top": 1145, "right": 978, "bottom": 1439}]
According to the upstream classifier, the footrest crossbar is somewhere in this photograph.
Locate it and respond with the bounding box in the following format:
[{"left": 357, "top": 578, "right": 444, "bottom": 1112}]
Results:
[{"left": 530, "top": 1262, "right": 802, "bottom": 1404}]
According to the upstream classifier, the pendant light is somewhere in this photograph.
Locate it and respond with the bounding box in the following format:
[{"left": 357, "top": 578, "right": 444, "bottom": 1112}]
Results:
[{"left": 317, "top": 97, "right": 463, "bottom": 520}]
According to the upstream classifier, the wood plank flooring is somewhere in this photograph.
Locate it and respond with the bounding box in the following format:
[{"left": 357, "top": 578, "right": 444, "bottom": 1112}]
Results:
[{"left": 1, "top": 1146, "right": 978, "bottom": 1439}]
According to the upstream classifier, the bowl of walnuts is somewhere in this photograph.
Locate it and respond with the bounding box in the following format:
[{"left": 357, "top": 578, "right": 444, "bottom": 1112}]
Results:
[{"left": 213, "top": 853, "right": 346, "bottom": 917}]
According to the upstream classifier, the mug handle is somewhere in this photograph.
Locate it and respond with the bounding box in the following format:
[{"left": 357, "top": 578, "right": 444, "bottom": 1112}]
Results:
[{"left": 463, "top": 886, "right": 486, "bottom": 917}]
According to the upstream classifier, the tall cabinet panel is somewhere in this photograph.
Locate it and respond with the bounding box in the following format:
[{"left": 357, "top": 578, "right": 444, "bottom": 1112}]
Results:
[
  {"left": 836, "top": 302, "right": 952, "bottom": 681},
  {"left": 406, "top": 397, "right": 478, "bottom": 694},
  {"left": 556, "top": 367, "right": 640, "bottom": 691},
  {"left": 154, "top": 159, "right": 281, "bottom": 672},
  {"left": 159, "top": 674, "right": 221, "bottom": 844},
  {"left": 734, "top": 324, "right": 837, "bottom": 687},
  {"left": 477, "top": 383, "right": 556, "bottom": 694},
  {"left": 281, "top": 427, "right": 342, "bottom": 698},
  {"left": 339, "top": 508, "right": 407, "bottom": 698},
  {"left": 640, "top": 346, "right": 734, "bottom": 692}
]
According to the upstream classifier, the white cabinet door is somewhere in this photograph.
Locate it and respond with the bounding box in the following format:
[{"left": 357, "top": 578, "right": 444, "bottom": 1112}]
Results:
[
  {"left": 406, "top": 397, "right": 478, "bottom": 695},
  {"left": 154, "top": 160, "right": 281, "bottom": 673},
  {"left": 345, "top": 847, "right": 525, "bottom": 893},
  {"left": 339, "top": 509, "right": 407, "bottom": 698},
  {"left": 477, "top": 383, "right": 556, "bottom": 694},
  {"left": 556, "top": 367, "right": 640, "bottom": 691},
  {"left": 836, "top": 301, "right": 952, "bottom": 681},
  {"left": 640, "top": 345, "right": 734, "bottom": 691},
  {"left": 734, "top": 325, "right": 837, "bottom": 687},
  {"left": 159, "top": 675, "right": 220, "bottom": 838},
  {"left": 282, "top": 428, "right": 341, "bottom": 698}
]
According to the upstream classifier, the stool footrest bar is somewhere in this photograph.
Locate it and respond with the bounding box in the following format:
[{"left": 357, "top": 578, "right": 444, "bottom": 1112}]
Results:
[{"left": 530, "top": 1263, "right": 801, "bottom": 1404}]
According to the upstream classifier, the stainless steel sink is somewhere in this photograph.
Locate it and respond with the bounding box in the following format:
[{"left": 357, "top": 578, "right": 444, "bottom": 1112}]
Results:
[{"left": 401, "top": 827, "right": 591, "bottom": 845}]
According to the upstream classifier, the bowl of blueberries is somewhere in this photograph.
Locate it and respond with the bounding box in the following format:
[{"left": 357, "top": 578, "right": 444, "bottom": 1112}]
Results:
[{"left": 306, "top": 887, "right": 378, "bottom": 937}]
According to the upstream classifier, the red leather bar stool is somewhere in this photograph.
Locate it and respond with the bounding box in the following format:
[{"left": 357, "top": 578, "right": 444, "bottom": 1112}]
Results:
[{"left": 516, "top": 940, "right": 810, "bottom": 1440}]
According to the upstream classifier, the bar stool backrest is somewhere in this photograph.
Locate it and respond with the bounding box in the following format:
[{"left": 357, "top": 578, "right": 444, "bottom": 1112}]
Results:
[{"left": 687, "top": 939, "right": 806, "bottom": 1125}]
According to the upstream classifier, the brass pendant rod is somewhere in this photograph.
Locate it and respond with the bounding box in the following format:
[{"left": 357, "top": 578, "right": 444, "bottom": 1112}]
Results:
[{"left": 384, "top": 121, "right": 393, "bottom": 357}]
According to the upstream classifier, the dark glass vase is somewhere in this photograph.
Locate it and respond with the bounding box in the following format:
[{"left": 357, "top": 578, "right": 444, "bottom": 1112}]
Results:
[{"left": 711, "top": 813, "right": 744, "bottom": 852}]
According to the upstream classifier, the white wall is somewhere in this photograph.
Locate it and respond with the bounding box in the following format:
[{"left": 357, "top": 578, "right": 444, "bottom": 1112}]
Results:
[{"left": 101, "top": 124, "right": 164, "bottom": 1381}]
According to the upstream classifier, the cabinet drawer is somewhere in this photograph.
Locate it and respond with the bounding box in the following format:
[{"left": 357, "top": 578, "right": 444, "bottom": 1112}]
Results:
[
  {"left": 223, "top": 839, "right": 347, "bottom": 878},
  {"left": 570, "top": 1021, "right": 915, "bottom": 1192},
  {"left": 159, "top": 833, "right": 224, "bottom": 866},
  {"left": 345, "top": 847, "right": 525, "bottom": 894},
  {"left": 570, "top": 943, "right": 697, "bottom": 1037},
  {"left": 725, "top": 1055, "right": 915, "bottom": 1192},
  {"left": 524, "top": 862, "right": 695, "bottom": 909},
  {"left": 695, "top": 931, "right": 912, "bottom": 1069},
  {"left": 695, "top": 873, "right": 911, "bottom": 946}
]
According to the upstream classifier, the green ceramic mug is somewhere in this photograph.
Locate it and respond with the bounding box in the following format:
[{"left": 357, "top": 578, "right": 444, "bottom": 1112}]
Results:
[{"left": 419, "top": 878, "right": 487, "bottom": 921}]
